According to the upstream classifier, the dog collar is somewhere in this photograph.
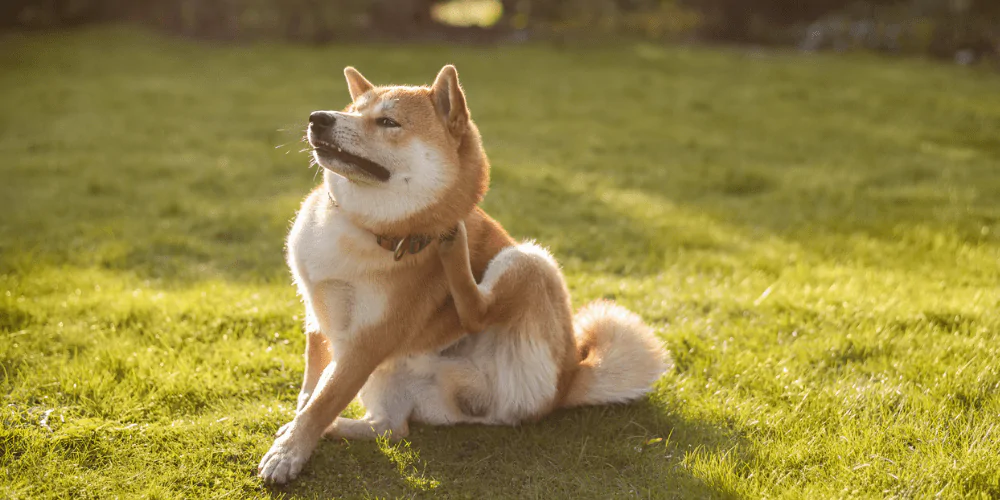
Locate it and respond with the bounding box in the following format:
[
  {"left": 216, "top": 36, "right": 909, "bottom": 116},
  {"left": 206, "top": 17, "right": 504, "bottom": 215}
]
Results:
[
  {"left": 328, "top": 191, "right": 433, "bottom": 261},
  {"left": 376, "top": 234, "right": 434, "bottom": 261}
]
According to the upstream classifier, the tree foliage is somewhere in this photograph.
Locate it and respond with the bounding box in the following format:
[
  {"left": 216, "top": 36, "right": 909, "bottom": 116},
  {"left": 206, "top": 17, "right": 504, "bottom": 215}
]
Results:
[{"left": 2, "top": 0, "right": 997, "bottom": 51}]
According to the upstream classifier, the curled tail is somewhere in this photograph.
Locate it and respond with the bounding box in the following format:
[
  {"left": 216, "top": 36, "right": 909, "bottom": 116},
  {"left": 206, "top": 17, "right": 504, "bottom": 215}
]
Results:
[{"left": 562, "top": 300, "right": 670, "bottom": 407}]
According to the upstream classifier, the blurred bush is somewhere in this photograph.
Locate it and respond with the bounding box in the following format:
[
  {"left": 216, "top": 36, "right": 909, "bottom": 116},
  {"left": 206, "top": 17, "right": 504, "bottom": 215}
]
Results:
[
  {"left": 790, "top": 0, "right": 999, "bottom": 61},
  {"left": 2, "top": 0, "right": 997, "bottom": 60},
  {"left": 483, "top": 0, "right": 701, "bottom": 41},
  {"left": 2, "top": 0, "right": 425, "bottom": 41}
]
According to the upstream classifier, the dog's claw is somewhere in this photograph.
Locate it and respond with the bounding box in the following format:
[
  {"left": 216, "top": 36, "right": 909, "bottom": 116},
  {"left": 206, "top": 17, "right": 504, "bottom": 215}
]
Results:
[
  {"left": 439, "top": 225, "right": 460, "bottom": 243},
  {"left": 439, "top": 220, "right": 466, "bottom": 246},
  {"left": 258, "top": 445, "right": 305, "bottom": 484}
]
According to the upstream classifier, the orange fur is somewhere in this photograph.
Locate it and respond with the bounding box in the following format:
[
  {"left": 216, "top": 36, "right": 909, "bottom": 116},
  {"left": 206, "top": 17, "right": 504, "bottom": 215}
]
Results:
[{"left": 258, "top": 65, "right": 667, "bottom": 485}]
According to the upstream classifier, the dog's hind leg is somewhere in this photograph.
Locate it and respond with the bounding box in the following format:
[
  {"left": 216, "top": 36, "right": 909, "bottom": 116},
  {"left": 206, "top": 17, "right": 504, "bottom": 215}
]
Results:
[
  {"left": 324, "top": 416, "right": 409, "bottom": 441},
  {"left": 431, "top": 358, "right": 492, "bottom": 421},
  {"left": 325, "top": 355, "right": 493, "bottom": 437},
  {"left": 437, "top": 222, "right": 488, "bottom": 334},
  {"left": 438, "top": 221, "right": 577, "bottom": 423},
  {"left": 324, "top": 360, "right": 415, "bottom": 440}
]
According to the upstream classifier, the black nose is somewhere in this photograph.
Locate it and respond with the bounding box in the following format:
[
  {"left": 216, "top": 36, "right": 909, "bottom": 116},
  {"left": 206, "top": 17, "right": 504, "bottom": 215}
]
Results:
[{"left": 309, "top": 111, "right": 335, "bottom": 129}]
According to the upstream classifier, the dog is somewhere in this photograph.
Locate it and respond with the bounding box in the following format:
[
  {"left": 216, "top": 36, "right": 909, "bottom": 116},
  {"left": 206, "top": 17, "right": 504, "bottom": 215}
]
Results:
[{"left": 258, "top": 65, "right": 668, "bottom": 484}]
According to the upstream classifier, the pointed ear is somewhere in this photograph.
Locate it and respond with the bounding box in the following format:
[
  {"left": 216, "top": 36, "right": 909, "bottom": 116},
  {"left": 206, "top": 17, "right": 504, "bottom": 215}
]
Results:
[
  {"left": 344, "top": 67, "right": 374, "bottom": 102},
  {"left": 430, "top": 65, "right": 469, "bottom": 137}
]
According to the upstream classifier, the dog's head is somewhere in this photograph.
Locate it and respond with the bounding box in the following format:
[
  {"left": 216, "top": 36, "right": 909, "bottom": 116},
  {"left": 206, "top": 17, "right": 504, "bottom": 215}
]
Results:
[{"left": 308, "top": 65, "right": 489, "bottom": 236}]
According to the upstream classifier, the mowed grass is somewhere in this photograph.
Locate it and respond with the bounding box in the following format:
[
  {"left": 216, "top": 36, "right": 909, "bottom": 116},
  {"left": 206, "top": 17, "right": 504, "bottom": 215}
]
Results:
[{"left": 2, "top": 27, "right": 999, "bottom": 499}]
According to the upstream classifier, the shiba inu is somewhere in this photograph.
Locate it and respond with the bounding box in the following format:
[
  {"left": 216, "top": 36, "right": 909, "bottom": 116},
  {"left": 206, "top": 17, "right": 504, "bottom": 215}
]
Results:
[{"left": 258, "top": 65, "right": 669, "bottom": 484}]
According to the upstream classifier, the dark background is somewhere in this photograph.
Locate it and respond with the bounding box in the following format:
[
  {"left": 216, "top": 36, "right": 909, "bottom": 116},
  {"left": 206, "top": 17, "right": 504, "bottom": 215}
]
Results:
[{"left": 3, "top": 0, "right": 999, "bottom": 63}]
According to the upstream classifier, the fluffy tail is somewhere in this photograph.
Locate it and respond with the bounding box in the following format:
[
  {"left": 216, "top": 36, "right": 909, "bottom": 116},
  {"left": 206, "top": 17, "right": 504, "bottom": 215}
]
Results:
[{"left": 562, "top": 300, "right": 670, "bottom": 407}]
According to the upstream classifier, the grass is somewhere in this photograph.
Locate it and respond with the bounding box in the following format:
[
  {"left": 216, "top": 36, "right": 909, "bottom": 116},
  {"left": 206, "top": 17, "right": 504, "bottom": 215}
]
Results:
[{"left": 1, "top": 27, "right": 999, "bottom": 499}]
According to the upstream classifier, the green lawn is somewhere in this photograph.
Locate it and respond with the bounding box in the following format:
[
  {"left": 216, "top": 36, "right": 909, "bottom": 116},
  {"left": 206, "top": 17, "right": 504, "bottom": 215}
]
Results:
[{"left": 2, "top": 28, "right": 999, "bottom": 499}]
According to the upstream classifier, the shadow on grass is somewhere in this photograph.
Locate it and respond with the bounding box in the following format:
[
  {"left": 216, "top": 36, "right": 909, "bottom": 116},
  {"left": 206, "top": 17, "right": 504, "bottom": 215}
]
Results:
[{"left": 271, "top": 398, "right": 746, "bottom": 499}]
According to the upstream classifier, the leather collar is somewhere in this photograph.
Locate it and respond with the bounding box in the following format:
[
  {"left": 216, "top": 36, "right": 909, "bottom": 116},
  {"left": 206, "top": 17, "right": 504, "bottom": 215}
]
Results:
[{"left": 328, "top": 191, "right": 433, "bottom": 261}]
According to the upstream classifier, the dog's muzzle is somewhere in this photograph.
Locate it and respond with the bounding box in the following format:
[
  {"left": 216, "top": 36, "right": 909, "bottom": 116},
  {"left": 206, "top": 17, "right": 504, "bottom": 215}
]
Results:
[{"left": 308, "top": 111, "right": 391, "bottom": 182}]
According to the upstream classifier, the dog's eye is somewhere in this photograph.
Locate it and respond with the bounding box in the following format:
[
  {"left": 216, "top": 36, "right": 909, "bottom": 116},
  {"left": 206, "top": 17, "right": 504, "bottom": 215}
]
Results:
[{"left": 376, "top": 117, "right": 401, "bottom": 128}]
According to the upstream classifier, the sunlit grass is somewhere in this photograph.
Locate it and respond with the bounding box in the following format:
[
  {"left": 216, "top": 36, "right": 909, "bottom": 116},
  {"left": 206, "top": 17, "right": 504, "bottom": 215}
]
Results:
[{"left": 1, "top": 28, "right": 999, "bottom": 498}]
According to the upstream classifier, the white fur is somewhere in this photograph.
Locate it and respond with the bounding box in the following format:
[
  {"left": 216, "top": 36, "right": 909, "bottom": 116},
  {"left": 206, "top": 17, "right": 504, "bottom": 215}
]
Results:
[
  {"left": 479, "top": 241, "right": 557, "bottom": 294},
  {"left": 384, "top": 354, "right": 473, "bottom": 426},
  {"left": 327, "top": 138, "right": 448, "bottom": 226},
  {"left": 290, "top": 196, "right": 660, "bottom": 432},
  {"left": 376, "top": 328, "right": 559, "bottom": 427},
  {"left": 353, "top": 92, "right": 373, "bottom": 109},
  {"left": 286, "top": 190, "right": 396, "bottom": 346},
  {"left": 477, "top": 243, "right": 561, "bottom": 422},
  {"left": 485, "top": 329, "right": 559, "bottom": 423},
  {"left": 265, "top": 73, "right": 668, "bottom": 485},
  {"left": 374, "top": 99, "right": 396, "bottom": 113},
  {"left": 566, "top": 301, "right": 668, "bottom": 407},
  {"left": 287, "top": 190, "right": 385, "bottom": 281},
  {"left": 356, "top": 358, "right": 420, "bottom": 430},
  {"left": 357, "top": 243, "right": 562, "bottom": 427},
  {"left": 293, "top": 119, "right": 663, "bottom": 436},
  {"left": 310, "top": 106, "right": 451, "bottom": 227}
]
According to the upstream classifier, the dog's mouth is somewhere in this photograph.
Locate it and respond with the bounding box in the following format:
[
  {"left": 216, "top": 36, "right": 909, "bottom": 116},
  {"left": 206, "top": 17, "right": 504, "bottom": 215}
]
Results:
[{"left": 311, "top": 139, "right": 391, "bottom": 182}]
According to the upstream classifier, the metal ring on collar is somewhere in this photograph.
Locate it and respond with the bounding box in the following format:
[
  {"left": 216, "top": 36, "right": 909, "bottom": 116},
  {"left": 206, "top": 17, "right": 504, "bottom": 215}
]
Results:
[{"left": 393, "top": 237, "right": 408, "bottom": 261}]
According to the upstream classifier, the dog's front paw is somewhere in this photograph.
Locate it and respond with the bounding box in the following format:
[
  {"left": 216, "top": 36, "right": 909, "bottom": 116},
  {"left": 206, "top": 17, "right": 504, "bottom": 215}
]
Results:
[{"left": 258, "top": 423, "right": 316, "bottom": 485}]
